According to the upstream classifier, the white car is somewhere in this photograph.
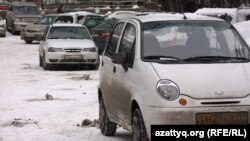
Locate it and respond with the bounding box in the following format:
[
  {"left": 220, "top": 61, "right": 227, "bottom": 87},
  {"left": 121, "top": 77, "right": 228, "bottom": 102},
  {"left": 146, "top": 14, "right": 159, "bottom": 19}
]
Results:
[
  {"left": 54, "top": 11, "right": 104, "bottom": 29},
  {"left": 99, "top": 13, "right": 250, "bottom": 140},
  {"left": 234, "top": 20, "right": 250, "bottom": 46},
  {"left": 0, "top": 15, "right": 6, "bottom": 37},
  {"left": 38, "top": 24, "right": 99, "bottom": 70}
]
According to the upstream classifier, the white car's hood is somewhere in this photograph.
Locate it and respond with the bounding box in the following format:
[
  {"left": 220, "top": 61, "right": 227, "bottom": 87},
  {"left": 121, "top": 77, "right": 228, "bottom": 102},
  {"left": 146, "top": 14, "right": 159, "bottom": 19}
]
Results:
[
  {"left": 47, "top": 39, "right": 95, "bottom": 49},
  {"left": 152, "top": 63, "right": 250, "bottom": 99}
]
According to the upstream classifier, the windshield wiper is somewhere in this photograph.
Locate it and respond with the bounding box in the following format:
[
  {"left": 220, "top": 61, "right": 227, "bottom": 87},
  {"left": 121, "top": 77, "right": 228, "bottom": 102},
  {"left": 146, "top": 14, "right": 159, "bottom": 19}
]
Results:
[
  {"left": 143, "top": 56, "right": 181, "bottom": 61},
  {"left": 184, "top": 56, "right": 249, "bottom": 62}
]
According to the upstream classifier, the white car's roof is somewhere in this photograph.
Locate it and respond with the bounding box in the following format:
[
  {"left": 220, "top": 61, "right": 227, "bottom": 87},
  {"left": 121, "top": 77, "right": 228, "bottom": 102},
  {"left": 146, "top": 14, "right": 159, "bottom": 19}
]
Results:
[
  {"left": 60, "top": 11, "right": 100, "bottom": 16},
  {"left": 51, "top": 23, "right": 83, "bottom": 27},
  {"left": 133, "top": 13, "right": 224, "bottom": 23}
]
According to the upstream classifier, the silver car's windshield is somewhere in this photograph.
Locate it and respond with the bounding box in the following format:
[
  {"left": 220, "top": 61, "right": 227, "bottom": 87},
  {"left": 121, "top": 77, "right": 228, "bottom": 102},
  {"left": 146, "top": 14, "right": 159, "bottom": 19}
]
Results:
[
  {"left": 0, "top": 16, "right": 3, "bottom": 20},
  {"left": 47, "top": 26, "right": 91, "bottom": 39},
  {"left": 142, "top": 21, "right": 250, "bottom": 63},
  {"left": 14, "top": 6, "right": 39, "bottom": 14}
]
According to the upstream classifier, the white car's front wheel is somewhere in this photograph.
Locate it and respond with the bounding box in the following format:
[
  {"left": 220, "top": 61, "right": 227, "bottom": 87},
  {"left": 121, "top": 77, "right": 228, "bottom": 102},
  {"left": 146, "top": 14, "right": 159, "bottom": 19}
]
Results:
[
  {"left": 99, "top": 96, "right": 117, "bottom": 136},
  {"left": 42, "top": 53, "right": 51, "bottom": 70}
]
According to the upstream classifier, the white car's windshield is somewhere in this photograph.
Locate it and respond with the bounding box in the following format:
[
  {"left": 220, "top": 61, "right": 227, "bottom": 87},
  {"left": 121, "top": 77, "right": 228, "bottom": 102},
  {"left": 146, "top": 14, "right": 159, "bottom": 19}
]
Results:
[
  {"left": 47, "top": 26, "right": 91, "bottom": 39},
  {"left": 142, "top": 21, "right": 250, "bottom": 63}
]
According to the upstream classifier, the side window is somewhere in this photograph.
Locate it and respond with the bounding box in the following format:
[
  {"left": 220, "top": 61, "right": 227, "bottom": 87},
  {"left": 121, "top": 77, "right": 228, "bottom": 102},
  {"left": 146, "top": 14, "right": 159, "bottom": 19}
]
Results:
[
  {"left": 246, "top": 15, "right": 250, "bottom": 21},
  {"left": 9, "top": 6, "right": 13, "bottom": 12},
  {"left": 118, "top": 23, "right": 136, "bottom": 67},
  {"left": 105, "top": 22, "right": 125, "bottom": 58}
]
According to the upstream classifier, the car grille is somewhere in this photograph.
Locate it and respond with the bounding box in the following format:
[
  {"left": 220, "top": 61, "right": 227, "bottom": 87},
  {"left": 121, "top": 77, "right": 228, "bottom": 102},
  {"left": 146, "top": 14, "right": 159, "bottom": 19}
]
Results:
[
  {"left": 60, "top": 59, "right": 85, "bottom": 62},
  {"left": 64, "top": 49, "right": 82, "bottom": 53},
  {"left": 26, "top": 30, "right": 37, "bottom": 33}
]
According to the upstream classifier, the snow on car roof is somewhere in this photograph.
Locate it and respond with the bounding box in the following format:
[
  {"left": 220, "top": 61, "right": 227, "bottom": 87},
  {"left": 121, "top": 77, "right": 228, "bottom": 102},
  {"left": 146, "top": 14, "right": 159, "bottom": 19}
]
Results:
[
  {"left": 63, "top": 11, "right": 100, "bottom": 16},
  {"left": 195, "top": 8, "right": 237, "bottom": 15},
  {"left": 51, "top": 23, "right": 83, "bottom": 27},
  {"left": 134, "top": 13, "right": 224, "bottom": 23}
]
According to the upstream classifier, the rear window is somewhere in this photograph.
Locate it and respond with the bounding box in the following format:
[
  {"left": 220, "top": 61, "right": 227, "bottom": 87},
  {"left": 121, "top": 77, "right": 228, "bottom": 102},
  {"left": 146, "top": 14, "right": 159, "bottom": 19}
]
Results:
[
  {"left": 55, "top": 16, "right": 73, "bottom": 23},
  {"left": 84, "top": 16, "right": 105, "bottom": 29}
]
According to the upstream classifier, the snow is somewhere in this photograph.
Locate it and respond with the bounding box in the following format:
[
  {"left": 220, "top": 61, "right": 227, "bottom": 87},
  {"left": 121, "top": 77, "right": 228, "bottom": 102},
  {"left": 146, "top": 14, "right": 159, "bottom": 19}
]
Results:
[
  {"left": 0, "top": 32, "right": 132, "bottom": 141},
  {"left": 234, "top": 20, "right": 250, "bottom": 46}
]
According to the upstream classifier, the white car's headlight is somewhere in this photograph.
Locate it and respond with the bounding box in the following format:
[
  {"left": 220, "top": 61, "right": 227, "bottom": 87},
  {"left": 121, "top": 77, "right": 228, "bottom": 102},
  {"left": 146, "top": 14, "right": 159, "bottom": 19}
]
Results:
[
  {"left": 83, "top": 47, "right": 97, "bottom": 52},
  {"left": 0, "top": 24, "right": 5, "bottom": 28},
  {"left": 48, "top": 47, "right": 63, "bottom": 52},
  {"left": 156, "top": 80, "right": 180, "bottom": 101},
  {"left": 14, "top": 18, "right": 21, "bottom": 22}
]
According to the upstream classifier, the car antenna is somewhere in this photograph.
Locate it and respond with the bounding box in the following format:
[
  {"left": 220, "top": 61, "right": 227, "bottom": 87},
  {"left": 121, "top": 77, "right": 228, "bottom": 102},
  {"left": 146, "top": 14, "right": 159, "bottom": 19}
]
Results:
[{"left": 180, "top": 0, "right": 187, "bottom": 20}]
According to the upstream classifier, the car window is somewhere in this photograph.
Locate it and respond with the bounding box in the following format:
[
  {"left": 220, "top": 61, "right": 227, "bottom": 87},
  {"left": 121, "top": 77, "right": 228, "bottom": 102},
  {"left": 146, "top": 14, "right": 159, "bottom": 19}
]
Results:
[
  {"left": 118, "top": 23, "right": 136, "bottom": 66},
  {"left": 142, "top": 21, "right": 250, "bottom": 60},
  {"left": 0, "top": 15, "right": 3, "bottom": 20},
  {"left": 14, "top": 6, "right": 39, "bottom": 14},
  {"left": 39, "top": 16, "right": 56, "bottom": 25},
  {"left": 55, "top": 16, "right": 73, "bottom": 23},
  {"left": 47, "top": 26, "right": 91, "bottom": 40},
  {"left": 105, "top": 22, "right": 125, "bottom": 57},
  {"left": 94, "top": 19, "right": 116, "bottom": 30},
  {"left": 77, "top": 15, "right": 85, "bottom": 24},
  {"left": 9, "top": 6, "right": 13, "bottom": 12},
  {"left": 84, "top": 16, "right": 105, "bottom": 29}
]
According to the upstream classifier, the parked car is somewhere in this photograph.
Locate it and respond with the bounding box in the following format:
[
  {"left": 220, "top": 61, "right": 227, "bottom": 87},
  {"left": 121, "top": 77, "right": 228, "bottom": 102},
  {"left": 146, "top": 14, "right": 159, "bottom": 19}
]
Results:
[
  {"left": 90, "top": 18, "right": 118, "bottom": 54},
  {"left": 104, "top": 11, "right": 137, "bottom": 19},
  {"left": 234, "top": 20, "right": 250, "bottom": 46},
  {"left": 195, "top": 7, "right": 250, "bottom": 24},
  {"left": 55, "top": 11, "right": 104, "bottom": 29},
  {"left": 0, "top": 15, "right": 6, "bottom": 37},
  {"left": 6, "top": 2, "right": 41, "bottom": 35},
  {"left": 20, "top": 14, "right": 58, "bottom": 44},
  {"left": 98, "top": 13, "right": 250, "bottom": 140},
  {"left": 38, "top": 24, "right": 99, "bottom": 70}
]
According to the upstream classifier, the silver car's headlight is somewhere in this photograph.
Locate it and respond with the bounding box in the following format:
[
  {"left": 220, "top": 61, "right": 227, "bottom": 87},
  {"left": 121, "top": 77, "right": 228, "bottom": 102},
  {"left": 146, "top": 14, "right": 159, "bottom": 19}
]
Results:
[
  {"left": 48, "top": 47, "right": 63, "bottom": 52},
  {"left": 83, "top": 47, "right": 97, "bottom": 52},
  {"left": 156, "top": 80, "right": 180, "bottom": 101},
  {"left": 14, "top": 18, "right": 21, "bottom": 22}
]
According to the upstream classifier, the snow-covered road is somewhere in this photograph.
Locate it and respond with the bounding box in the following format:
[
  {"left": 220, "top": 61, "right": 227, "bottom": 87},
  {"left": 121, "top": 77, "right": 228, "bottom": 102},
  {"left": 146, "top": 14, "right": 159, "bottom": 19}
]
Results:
[{"left": 0, "top": 32, "right": 132, "bottom": 141}]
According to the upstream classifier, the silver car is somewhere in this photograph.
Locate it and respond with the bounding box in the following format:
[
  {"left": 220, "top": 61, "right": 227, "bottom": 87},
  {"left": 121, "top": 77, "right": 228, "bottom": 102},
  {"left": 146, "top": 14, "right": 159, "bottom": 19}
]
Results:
[
  {"left": 99, "top": 13, "right": 250, "bottom": 140},
  {"left": 6, "top": 2, "right": 41, "bottom": 35},
  {"left": 21, "top": 14, "right": 58, "bottom": 44},
  {"left": 0, "top": 15, "right": 6, "bottom": 37},
  {"left": 38, "top": 24, "right": 99, "bottom": 70}
]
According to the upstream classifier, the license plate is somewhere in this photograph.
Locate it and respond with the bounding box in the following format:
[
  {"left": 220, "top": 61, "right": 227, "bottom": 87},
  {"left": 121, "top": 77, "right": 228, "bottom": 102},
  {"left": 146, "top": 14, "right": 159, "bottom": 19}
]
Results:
[
  {"left": 196, "top": 112, "right": 248, "bottom": 125},
  {"left": 64, "top": 55, "right": 82, "bottom": 59}
]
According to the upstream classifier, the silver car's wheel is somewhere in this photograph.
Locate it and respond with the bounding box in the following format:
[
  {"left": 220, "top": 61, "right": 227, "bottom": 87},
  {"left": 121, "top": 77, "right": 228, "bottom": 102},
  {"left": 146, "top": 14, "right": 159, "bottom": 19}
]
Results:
[
  {"left": 132, "top": 109, "right": 149, "bottom": 141},
  {"left": 99, "top": 97, "right": 117, "bottom": 136}
]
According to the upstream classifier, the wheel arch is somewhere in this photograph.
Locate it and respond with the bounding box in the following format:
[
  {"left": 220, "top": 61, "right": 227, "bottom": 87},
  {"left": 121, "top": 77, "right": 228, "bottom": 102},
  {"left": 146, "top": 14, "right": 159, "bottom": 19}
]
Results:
[{"left": 131, "top": 100, "right": 140, "bottom": 125}]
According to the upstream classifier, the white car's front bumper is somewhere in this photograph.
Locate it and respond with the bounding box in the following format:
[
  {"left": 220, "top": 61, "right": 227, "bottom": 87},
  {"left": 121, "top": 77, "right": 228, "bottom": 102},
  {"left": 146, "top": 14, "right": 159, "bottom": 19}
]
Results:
[{"left": 45, "top": 51, "right": 99, "bottom": 65}]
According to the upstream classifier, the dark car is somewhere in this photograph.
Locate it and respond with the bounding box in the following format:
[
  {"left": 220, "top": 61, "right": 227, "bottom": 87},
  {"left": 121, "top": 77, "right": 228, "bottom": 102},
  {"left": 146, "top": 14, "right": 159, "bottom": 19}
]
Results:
[
  {"left": 90, "top": 19, "right": 117, "bottom": 54},
  {"left": 84, "top": 15, "right": 105, "bottom": 30}
]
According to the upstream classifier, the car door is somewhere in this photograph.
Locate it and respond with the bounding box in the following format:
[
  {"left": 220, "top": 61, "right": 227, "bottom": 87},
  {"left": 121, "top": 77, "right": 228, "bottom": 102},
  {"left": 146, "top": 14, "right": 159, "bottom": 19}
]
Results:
[
  {"left": 100, "top": 22, "right": 125, "bottom": 121},
  {"left": 111, "top": 22, "right": 137, "bottom": 124}
]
